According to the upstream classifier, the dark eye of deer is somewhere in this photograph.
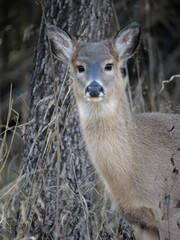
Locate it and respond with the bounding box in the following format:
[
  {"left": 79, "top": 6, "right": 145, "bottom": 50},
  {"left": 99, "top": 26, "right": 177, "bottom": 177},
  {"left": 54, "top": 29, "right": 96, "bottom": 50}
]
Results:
[
  {"left": 105, "top": 63, "right": 113, "bottom": 71},
  {"left": 77, "top": 65, "right": 85, "bottom": 73}
]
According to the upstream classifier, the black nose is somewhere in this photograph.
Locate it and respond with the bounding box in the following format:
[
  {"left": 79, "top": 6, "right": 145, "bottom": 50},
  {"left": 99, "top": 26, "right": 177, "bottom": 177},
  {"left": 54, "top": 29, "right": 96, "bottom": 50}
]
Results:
[{"left": 85, "top": 81, "right": 104, "bottom": 97}]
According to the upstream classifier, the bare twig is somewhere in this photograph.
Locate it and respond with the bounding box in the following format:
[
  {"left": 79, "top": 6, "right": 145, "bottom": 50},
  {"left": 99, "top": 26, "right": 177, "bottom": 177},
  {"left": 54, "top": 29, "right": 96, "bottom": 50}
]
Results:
[{"left": 159, "top": 74, "right": 180, "bottom": 93}]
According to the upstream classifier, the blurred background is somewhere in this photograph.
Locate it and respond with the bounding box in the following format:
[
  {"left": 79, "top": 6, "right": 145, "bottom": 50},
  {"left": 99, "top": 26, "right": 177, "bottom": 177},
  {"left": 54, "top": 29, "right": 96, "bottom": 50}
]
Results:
[{"left": 0, "top": 0, "right": 179, "bottom": 195}]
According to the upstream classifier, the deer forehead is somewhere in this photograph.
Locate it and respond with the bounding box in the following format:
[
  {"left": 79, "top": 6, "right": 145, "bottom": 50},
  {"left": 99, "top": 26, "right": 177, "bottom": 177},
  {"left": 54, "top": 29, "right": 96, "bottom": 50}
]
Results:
[{"left": 75, "top": 41, "right": 117, "bottom": 64}]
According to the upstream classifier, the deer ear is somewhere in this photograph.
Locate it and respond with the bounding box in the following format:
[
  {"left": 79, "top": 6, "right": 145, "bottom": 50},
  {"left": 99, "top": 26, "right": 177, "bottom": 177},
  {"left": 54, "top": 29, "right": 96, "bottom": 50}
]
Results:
[
  {"left": 113, "top": 22, "right": 141, "bottom": 60},
  {"left": 47, "top": 25, "right": 74, "bottom": 62}
]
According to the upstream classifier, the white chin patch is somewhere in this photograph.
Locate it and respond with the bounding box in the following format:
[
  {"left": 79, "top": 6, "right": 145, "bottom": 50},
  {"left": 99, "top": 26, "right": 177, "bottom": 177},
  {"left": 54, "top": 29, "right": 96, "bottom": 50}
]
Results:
[
  {"left": 86, "top": 96, "right": 103, "bottom": 102},
  {"left": 85, "top": 92, "right": 104, "bottom": 102}
]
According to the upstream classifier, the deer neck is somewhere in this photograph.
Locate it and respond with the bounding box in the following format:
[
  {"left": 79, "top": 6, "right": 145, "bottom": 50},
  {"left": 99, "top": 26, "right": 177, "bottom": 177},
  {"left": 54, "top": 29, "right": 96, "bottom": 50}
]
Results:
[
  {"left": 77, "top": 93, "right": 136, "bottom": 190},
  {"left": 78, "top": 91, "right": 134, "bottom": 134}
]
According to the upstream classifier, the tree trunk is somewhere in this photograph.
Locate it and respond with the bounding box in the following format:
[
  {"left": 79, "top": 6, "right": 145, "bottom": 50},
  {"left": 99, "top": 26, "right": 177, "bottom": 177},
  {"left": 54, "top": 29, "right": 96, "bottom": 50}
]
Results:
[{"left": 15, "top": 1, "right": 134, "bottom": 239}]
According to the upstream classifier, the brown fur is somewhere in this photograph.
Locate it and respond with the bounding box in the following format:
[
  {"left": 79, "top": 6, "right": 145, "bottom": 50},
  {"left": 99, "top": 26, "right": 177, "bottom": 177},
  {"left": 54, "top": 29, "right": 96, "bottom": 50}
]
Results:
[
  {"left": 71, "top": 43, "right": 180, "bottom": 240},
  {"left": 47, "top": 24, "right": 180, "bottom": 240}
]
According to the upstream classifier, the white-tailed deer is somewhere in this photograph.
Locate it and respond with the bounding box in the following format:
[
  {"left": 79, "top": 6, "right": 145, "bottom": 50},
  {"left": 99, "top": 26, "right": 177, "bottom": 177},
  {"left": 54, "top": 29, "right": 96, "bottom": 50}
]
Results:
[{"left": 47, "top": 23, "right": 180, "bottom": 240}]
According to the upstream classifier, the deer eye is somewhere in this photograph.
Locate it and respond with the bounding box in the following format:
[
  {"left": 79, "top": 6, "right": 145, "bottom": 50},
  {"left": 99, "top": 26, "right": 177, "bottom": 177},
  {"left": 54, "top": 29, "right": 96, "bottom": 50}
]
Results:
[
  {"left": 105, "top": 63, "right": 113, "bottom": 71},
  {"left": 77, "top": 65, "right": 85, "bottom": 73}
]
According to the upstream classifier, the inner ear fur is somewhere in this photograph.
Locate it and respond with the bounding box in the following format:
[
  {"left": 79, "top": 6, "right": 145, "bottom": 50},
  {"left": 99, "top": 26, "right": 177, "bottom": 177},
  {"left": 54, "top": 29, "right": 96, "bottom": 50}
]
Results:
[
  {"left": 113, "top": 22, "right": 141, "bottom": 60},
  {"left": 47, "top": 24, "right": 75, "bottom": 62}
]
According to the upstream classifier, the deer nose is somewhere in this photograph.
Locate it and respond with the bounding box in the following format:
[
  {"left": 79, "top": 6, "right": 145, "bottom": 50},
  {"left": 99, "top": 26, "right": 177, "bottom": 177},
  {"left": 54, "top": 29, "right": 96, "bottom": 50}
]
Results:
[{"left": 85, "top": 81, "right": 104, "bottom": 97}]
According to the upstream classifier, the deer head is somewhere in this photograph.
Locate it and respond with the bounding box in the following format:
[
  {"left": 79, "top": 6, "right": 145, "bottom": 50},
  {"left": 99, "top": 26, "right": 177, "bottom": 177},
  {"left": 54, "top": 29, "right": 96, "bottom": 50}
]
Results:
[{"left": 47, "top": 23, "right": 141, "bottom": 104}]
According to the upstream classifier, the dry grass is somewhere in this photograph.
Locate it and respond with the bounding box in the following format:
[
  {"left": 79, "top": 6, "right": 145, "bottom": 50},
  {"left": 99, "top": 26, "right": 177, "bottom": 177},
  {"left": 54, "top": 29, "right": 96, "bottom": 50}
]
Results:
[{"left": 0, "top": 73, "right": 135, "bottom": 240}]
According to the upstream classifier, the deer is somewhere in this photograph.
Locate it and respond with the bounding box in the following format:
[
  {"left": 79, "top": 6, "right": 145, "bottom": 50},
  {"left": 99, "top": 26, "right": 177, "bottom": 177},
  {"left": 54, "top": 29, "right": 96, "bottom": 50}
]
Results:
[{"left": 47, "top": 22, "right": 180, "bottom": 240}]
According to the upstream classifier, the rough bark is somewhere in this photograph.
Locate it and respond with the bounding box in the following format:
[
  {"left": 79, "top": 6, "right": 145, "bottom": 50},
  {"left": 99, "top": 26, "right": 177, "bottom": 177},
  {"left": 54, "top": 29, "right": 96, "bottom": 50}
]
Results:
[{"left": 15, "top": 1, "right": 134, "bottom": 239}]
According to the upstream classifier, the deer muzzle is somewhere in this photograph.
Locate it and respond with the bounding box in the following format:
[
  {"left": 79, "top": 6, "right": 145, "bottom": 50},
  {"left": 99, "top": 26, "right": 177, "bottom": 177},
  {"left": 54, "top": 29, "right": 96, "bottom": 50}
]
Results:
[{"left": 85, "top": 81, "right": 104, "bottom": 99}]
